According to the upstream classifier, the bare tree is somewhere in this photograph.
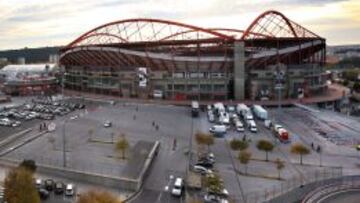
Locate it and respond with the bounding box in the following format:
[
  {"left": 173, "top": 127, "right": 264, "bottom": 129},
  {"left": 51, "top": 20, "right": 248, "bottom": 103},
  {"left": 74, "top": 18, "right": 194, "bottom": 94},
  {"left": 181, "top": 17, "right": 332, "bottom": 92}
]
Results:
[
  {"left": 115, "top": 134, "right": 129, "bottom": 159},
  {"left": 238, "top": 150, "right": 252, "bottom": 175}
]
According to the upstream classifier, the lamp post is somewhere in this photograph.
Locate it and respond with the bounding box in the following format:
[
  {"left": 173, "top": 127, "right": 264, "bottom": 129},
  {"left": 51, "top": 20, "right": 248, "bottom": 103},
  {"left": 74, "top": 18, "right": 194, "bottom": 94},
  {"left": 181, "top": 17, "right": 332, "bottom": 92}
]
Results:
[
  {"left": 274, "top": 69, "right": 285, "bottom": 111},
  {"left": 61, "top": 66, "right": 65, "bottom": 98},
  {"left": 62, "top": 118, "right": 69, "bottom": 168}
]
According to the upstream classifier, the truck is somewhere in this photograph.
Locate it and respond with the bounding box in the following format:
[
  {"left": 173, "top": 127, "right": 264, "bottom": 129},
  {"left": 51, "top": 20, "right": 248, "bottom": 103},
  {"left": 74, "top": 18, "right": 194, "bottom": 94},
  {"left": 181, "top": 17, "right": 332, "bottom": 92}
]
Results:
[
  {"left": 213, "top": 102, "right": 225, "bottom": 116},
  {"left": 247, "top": 120, "right": 257, "bottom": 133},
  {"left": 252, "top": 105, "right": 268, "bottom": 120},
  {"left": 191, "top": 101, "right": 200, "bottom": 117},
  {"left": 236, "top": 103, "right": 248, "bottom": 115},
  {"left": 218, "top": 112, "right": 230, "bottom": 125},
  {"left": 272, "top": 124, "right": 290, "bottom": 143},
  {"left": 237, "top": 103, "right": 254, "bottom": 120}
]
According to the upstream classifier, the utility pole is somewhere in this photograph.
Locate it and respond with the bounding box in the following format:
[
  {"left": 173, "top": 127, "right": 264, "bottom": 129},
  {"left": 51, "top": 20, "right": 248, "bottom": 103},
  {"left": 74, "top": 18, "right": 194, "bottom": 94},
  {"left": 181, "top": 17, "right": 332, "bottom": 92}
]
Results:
[
  {"left": 62, "top": 119, "right": 69, "bottom": 168},
  {"left": 61, "top": 66, "right": 65, "bottom": 98},
  {"left": 275, "top": 69, "right": 285, "bottom": 112}
]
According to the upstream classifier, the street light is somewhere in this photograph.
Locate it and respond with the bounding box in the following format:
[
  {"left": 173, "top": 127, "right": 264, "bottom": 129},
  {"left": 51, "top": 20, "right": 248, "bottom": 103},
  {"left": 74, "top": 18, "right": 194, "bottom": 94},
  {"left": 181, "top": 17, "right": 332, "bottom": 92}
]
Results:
[
  {"left": 62, "top": 115, "right": 80, "bottom": 168},
  {"left": 274, "top": 69, "right": 285, "bottom": 111},
  {"left": 62, "top": 118, "right": 69, "bottom": 168}
]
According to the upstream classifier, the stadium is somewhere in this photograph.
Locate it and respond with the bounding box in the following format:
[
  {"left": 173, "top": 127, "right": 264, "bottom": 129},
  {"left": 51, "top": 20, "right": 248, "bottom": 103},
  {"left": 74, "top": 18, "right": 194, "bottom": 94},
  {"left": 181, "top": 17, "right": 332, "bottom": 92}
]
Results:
[{"left": 59, "top": 10, "right": 327, "bottom": 101}]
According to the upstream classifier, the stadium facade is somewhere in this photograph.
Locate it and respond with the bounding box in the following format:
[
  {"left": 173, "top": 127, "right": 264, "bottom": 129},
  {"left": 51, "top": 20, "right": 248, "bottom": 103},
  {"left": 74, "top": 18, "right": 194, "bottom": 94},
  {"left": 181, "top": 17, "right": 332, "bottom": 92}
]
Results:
[{"left": 59, "top": 10, "right": 327, "bottom": 101}]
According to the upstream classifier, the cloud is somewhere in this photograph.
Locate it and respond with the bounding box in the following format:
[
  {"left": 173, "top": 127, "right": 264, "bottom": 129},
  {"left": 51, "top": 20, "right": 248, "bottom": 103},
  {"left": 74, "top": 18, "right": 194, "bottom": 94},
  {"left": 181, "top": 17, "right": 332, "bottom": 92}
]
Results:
[{"left": 0, "top": 0, "right": 359, "bottom": 49}]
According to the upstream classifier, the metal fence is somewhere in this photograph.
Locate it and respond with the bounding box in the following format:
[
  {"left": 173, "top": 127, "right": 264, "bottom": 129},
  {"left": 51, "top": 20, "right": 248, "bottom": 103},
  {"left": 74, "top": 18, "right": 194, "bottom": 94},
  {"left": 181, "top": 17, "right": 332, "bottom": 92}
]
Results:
[{"left": 243, "top": 167, "right": 343, "bottom": 203}]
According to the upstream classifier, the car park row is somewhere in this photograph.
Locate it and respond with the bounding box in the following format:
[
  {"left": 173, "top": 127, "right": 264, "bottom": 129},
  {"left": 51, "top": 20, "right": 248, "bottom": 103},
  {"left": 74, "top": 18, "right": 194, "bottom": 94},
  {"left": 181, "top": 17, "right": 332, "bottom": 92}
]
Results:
[
  {"left": 35, "top": 178, "right": 75, "bottom": 200},
  {"left": 205, "top": 102, "right": 291, "bottom": 143},
  {"left": 0, "top": 98, "right": 85, "bottom": 128}
]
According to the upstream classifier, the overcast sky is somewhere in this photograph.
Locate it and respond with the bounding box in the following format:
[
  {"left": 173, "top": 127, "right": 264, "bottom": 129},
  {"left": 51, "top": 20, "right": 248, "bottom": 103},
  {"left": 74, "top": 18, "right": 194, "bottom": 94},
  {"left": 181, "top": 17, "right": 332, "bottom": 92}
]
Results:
[{"left": 0, "top": 0, "right": 359, "bottom": 50}]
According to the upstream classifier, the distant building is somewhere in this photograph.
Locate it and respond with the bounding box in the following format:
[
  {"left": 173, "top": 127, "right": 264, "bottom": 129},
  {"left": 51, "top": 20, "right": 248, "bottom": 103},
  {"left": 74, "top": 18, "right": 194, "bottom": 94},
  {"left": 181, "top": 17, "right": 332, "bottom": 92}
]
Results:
[
  {"left": 0, "top": 58, "right": 8, "bottom": 63},
  {"left": 49, "top": 54, "right": 59, "bottom": 63},
  {"left": 0, "top": 64, "right": 59, "bottom": 96},
  {"left": 17, "top": 57, "right": 26, "bottom": 65}
]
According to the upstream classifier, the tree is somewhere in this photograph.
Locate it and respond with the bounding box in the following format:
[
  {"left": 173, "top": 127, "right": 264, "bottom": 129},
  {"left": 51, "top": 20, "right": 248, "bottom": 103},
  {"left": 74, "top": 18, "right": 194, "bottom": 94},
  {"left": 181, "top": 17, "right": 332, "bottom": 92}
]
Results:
[
  {"left": 204, "top": 174, "right": 223, "bottom": 194},
  {"left": 202, "top": 133, "right": 215, "bottom": 151},
  {"left": 238, "top": 150, "right": 252, "bottom": 175},
  {"left": 115, "top": 134, "right": 129, "bottom": 159},
  {"left": 256, "top": 139, "right": 274, "bottom": 161},
  {"left": 229, "top": 139, "right": 248, "bottom": 151},
  {"left": 4, "top": 167, "right": 40, "bottom": 203},
  {"left": 290, "top": 143, "right": 310, "bottom": 165},
  {"left": 77, "top": 190, "right": 122, "bottom": 203},
  {"left": 19, "top": 159, "right": 37, "bottom": 173},
  {"left": 275, "top": 158, "right": 285, "bottom": 179},
  {"left": 195, "top": 131, "right": 206, "bottom": 146}
]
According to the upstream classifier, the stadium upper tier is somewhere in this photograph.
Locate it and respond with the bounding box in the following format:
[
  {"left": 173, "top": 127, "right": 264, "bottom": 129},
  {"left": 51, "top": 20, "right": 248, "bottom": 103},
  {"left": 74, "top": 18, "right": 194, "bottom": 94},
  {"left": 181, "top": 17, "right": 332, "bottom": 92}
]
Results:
[{"left": 59, "top": 10, "right": 325, "bottom": 70}]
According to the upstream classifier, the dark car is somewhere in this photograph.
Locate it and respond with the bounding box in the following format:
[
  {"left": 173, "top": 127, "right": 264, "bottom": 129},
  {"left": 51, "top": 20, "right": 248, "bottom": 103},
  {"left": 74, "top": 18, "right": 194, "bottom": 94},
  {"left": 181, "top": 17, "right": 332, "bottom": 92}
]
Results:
[
  {"left": 196, "top": 161, "right": 213, "bottom": 168},
  {"left": 54, "top": 182, "right": 65, "bottom": 194},
  {"left": 38, "top": 188, "right": 49, "bottom": 200},
  {"left": 44, "top": 179, "right": 55, "bottom": 191},
  {"left": 198, "top": 157, "right": 215, "bottom": 164}
]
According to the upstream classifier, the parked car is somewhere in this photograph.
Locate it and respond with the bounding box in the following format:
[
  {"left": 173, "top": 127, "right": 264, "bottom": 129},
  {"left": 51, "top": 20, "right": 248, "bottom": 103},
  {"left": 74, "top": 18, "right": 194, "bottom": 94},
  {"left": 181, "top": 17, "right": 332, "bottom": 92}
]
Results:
[
  {"left": 38, "top": 188, "right": 50, "bottom": 200},
  {"left": 235, "top": 120, "right": 244, "bottom": 132},
  {"left": 55, "top": 182, "right": 65, "bottom": 194},
  {"left": 35, "top": 178, "right": 42, "bottom": 189},
  {"left": 247, "top": 120, "right": 257, "bottom": 133},
  {"left": 104, "top": 121, "right": 112, "bottom": 128},
  {"left": 44, "top": 179, "right": 55, "bottom": 191},
  {"left": 209, "top": 125, "right": 227, "bottom": 137},
  {"left": 193, "top": 165, "right": 213, "bottom": 175},
  {"left": 208, "top": 112, "right": 215, "bottom": 123},
  {"left": 65, "top": 184, "right": 75, "bottom": 196},
  {"left": 204, "top": 193, "right": 229, "bottom": 203}
]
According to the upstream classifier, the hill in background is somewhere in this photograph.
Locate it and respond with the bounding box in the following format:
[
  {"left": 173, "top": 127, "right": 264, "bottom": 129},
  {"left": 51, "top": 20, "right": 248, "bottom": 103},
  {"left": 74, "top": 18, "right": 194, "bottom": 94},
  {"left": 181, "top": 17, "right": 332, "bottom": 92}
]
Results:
[{"left": 0, "top": 46, "right": 61, "bottom": 64}]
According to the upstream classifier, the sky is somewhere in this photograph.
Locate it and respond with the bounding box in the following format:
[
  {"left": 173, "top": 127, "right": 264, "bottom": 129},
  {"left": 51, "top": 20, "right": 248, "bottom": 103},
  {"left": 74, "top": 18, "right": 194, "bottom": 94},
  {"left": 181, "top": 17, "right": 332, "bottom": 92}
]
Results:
[{"left": 0, "top": 0, "right": 359, "bottom": 50}]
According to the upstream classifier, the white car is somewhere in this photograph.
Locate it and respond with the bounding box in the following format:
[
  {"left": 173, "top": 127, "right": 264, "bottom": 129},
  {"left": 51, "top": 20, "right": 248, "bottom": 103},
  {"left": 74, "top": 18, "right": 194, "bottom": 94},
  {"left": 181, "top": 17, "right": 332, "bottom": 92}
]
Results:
[
  {"left": 171, "top": 178, "right": 183, "bottom": 197},
  {"left": 70, "top": 115, "right": 78, "bottom": 120},
  {"left": 35, "top": 179, "right": 42, "bottom": 189},
  {"left": 65, "top": 184, "right": 74, "bottom": 196},
  {"left": 208, "top": 113, "right": 215, "bottom": 123},
  {"left": 103, "top": 121, "right": 112, "bottom": 127},
  {"left": 235, "top": 120, "right": 244, "bottom": 132},
  {"left": 193, "top": 165, "right": 212, "bottom": 175}
]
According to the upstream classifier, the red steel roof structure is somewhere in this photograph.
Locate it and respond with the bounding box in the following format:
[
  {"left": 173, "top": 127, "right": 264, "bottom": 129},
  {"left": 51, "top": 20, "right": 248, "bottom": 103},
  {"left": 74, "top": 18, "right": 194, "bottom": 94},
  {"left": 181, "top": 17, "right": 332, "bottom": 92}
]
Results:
[{"left": 60, "top": 10, "right": 325, "bottom": 70}]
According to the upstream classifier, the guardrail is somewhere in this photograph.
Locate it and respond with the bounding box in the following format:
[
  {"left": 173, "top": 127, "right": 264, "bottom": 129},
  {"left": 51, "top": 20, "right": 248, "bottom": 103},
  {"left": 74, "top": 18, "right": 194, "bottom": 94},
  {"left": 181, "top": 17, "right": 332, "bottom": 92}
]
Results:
[
  {"left": 244, "top": 167, "right": 343, "bottom": 203},
  {"left": 302, "top": 176, "right": 360, "bottom": 203}
]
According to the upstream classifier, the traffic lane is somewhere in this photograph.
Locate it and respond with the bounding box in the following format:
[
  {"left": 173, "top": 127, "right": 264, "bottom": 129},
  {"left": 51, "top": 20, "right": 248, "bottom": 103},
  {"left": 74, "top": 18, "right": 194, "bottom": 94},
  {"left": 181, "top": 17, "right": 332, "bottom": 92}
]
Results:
[
  {"left": 0, "top": 119, "right": 42, "bottom": 140},
  {"left": 42, "top": 193, "right": 74, "bottom": 203},
  {"left": 130, "top": 103, "right": 191, "bottom": 203}
]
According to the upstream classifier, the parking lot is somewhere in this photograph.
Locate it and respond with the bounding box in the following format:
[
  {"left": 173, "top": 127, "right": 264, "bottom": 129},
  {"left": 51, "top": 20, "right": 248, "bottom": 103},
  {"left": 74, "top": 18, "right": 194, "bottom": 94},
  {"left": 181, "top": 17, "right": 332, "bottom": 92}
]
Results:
[
  {"left": 1, "top": 96, "right": 360, "bottom": 203},
  {"left": 186, "top": 103, "right": 360, "bottom": 202}
]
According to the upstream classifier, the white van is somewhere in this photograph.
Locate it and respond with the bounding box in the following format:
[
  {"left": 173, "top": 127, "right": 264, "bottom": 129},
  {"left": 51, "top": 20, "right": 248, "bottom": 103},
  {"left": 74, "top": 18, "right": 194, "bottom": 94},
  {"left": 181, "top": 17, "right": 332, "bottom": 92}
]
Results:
[
  {"left": 171, "top": 178, "right": 183, "bottom": 196},
  {"left": 219, "top": 112, "right": 230, "bottom": 125},
  {"left": 209, "top": 125, "right": 226, "bottom": 136},
  {"left": 248, "top": 120, "right": 257, "bottom": 133},
  {"left": 235, "top": 120, "right": 244, "bottom": 132}
]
